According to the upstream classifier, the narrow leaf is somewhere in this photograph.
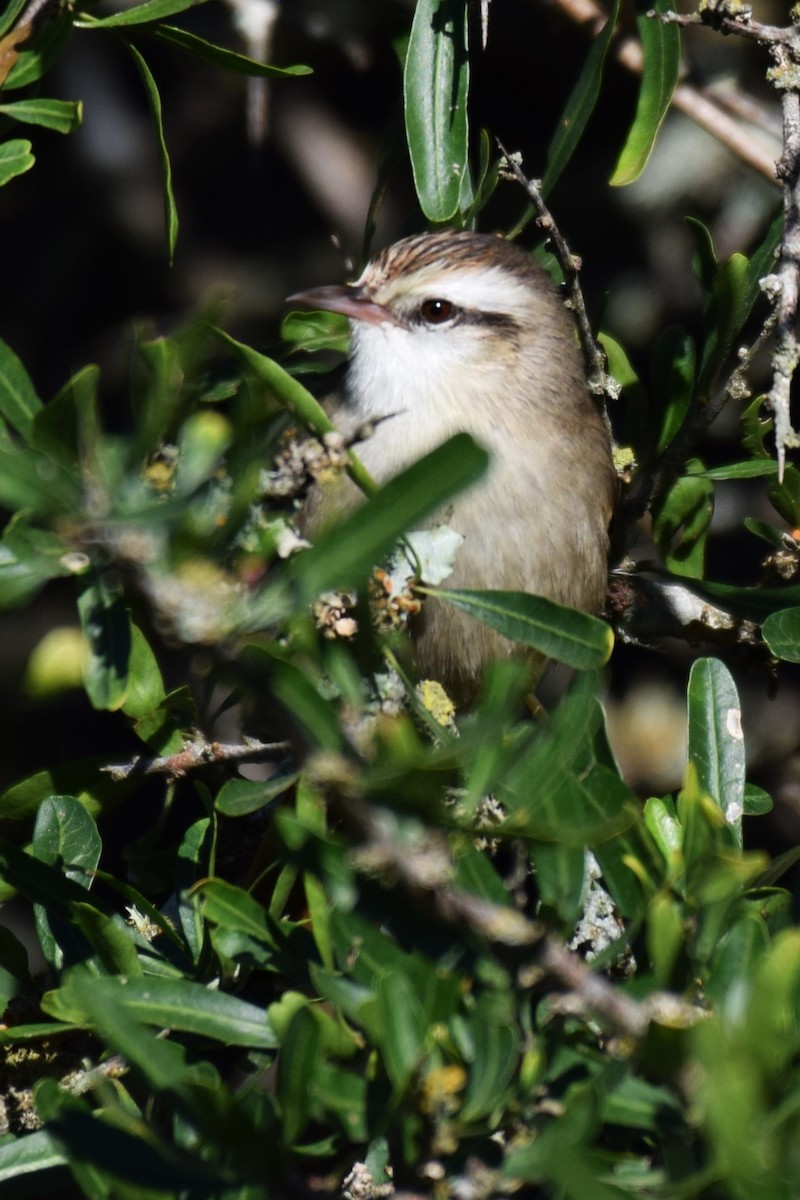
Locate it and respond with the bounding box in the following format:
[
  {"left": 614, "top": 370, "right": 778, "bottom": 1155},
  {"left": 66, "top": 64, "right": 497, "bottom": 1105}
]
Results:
[
  {"left": 609, "top": 0, "right": 680, "bottom": 186},
  {"left": 126, "top": 43, "right": 178, "bottom": 262},
  {"left": 404, "top": 0, "right": 472, "bottom": 222},
  {"left": 85, "top": 0, "right": 207, "bottom": 26},
  {"left": 688, "top": 658, "right": 745, "bottom": 839},
  {"left": 0, "top": 97, "right": 82, "bottom": 132},
  {"left": 0, "top": 335, "right": 42, "bottom": 438},
  {"left": 150, "top": 23, "right": 312, "bottom": 76},
  {"left": 289, "top": 435, "right": 489, "bottom": 603},
  {"left": 542, "top": 0, "right": 620, "bottom": 195},
  {"left": 424, "top": 587, "right": 613, "bottom": 669}
]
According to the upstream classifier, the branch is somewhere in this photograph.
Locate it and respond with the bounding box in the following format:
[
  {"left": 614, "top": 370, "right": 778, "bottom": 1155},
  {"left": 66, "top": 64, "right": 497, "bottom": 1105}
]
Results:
[
  {"left": 102, "top": 736, "right": 291, "bottom": 782},
  {"left": 497, "top": 142, "right": 619, "bottom": 434},
  {"left": 649, "top": 2, "right": 800, "bottom": 479}
]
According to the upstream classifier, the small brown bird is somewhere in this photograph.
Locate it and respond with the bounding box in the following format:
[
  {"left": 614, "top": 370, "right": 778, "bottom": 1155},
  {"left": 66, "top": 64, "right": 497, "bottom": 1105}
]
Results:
[{"left": 288, "top": 229, "right": 614, "bottom": 702}]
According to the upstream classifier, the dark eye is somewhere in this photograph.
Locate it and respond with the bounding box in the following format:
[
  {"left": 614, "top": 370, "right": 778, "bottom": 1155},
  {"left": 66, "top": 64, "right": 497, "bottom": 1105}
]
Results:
[{"left": 419, "top": 298, "right": 455, "bottom": 325}]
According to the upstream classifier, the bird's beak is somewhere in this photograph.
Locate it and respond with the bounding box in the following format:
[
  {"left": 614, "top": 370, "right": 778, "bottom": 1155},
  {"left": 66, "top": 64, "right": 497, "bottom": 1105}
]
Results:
[{"left": 286, "top": 284, "right": 406, "bottom": 329}]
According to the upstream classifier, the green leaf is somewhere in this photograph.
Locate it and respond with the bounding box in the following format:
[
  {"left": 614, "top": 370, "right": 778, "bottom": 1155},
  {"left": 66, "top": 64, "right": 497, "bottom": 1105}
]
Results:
[
  {"left": 278, "top": 1005, "right": 323, "bottom": 1143},
  {"left": 0, "top": 97, "right": 82, "bottom": 133},
  {"left": 32, "top": 362, "right": 101, "bottom": 469},
  {"left": 423, "top": 587, "right": 613, "bottom": 670},
  {"left": 214, "top": 327, "right": 378, "bottom": 497},
  {"left": 149, "top": 23, "right": 312, "bottom": 75},
  {"left": 199, "top": 878, "right": 278, "bottom": 945},
  {"left": 42, "top": 975, "right": 278, "bottom": 1047},
  {"left": 763, "top": 607, "right": 800, "bottom": 663},
  {"left": 609, "top": 0, "right": 680, "bottom": 186},
  {"left": 84, "top": 0, "right": 206, "bottom": 25},
  {"left": 32, "top": 795, "right": 101, "bottom": 883},
  {"left": 542, "top": 0, "right": 620, "bottom": 195},
  {"left": 651, "top": 467, "right": 713, "bottom": 578},
  {"left": 687, "top": 658, "right": 746, "bottom": 839},
  {"left": 288, "top": 434, "right": 489, "bottom": 603},
  {"left": 0, "top": 335, "right": 43, "bottom": 440},
  {"left": 651, "top": 325, "right": 695, "bottom": 455},
  {"left": 0, "top": 1127, "right": 67, "bottom": 1185},
  {"left": 0, "top": 135, "right": 34, "bottom": 185},
  {"left": 404, "top": 0, "right": 472, "bottom": 222},
  {"left": 3, "top": 13, "right": 73, "bottom": 90},
  {"left": 375, "top": 970, "right": 426, "bottom": 1090},
  {"left": 686, "top": 460, "right": 778, "bottom": 480},
  {"left": 121, "top": 622, "right": 168, "bottom": 719},
  {"left": 460, "top": 1015, "right": 519, "bottom": 1121},
  {"left": 77, "top": 570, "right": 132, "bottom": 711},
  {"left": 531, "top": 840, "right": 587, "bottom": 923},
  {"left": 126, "top": 43, "right": 178, "bottom": 262},
  {"left": 281, "top": 309, "right": 349, "bottom": 356},
  {"left": 215, "top": 772, "right": 298, "bottom": 816}
]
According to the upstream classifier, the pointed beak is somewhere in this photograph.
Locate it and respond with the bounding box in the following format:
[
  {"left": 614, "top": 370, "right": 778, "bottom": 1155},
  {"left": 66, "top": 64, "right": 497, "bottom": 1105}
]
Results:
[{"left": 286, "top": 284, "right": 406, "bottom": 329}]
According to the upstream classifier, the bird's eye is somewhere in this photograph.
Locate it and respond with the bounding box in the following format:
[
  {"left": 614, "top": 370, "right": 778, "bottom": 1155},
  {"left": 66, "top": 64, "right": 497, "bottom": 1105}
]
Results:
[{"left": 419, "top": 298, "right": 455, "bottom": 325}]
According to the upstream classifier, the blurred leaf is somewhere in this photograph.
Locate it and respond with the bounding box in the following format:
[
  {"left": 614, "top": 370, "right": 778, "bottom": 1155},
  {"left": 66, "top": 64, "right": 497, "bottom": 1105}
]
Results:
[
  {"left": 32, "top": 363, "right": 100, "bottom": 469},
  {"left": 42, "top": 974, "right": 278, "bottom": 1047},
  {"left": 762, "top": 607, "right": 800, "bottom": 663},
  {"left": 288, "top": 434, "right": 488, "bottom": 603},
  {"left": 0, "top": 1127, "right": 67, "bottom": 1185},
  {"left": 215, "top": 772, "right": 298, "bottom": 816},
  {"left": 278, "top": 1004, "right": 323, "bottom": 1142},
  {"left": 542, "top": 0, "right": 620, "bottom": 195},
  {"left": 149, "top": 23, "right": 312, "bottom": 75},
  {"left": 175, "top": 409, "right": 232, "bottom": 494},
  {"left": 0, "top": 135, "right": 34, "bottom": 184},
  {"left": 609, "top": 0, "right": 679, "bottom": 186},
  {"left": 3, "top": 12, "right": 72, "bottom": 90},
  {"left": 34, "top": 1078, "right": 220, "bottom": 1192},
  {"left": 651, "top": 467, "right": 713, "bottom": 578},
  {"left": 214, "top": 327, "right": 379, "bottom": 497},
  {"left": 531, "top": 840, "right": 586, "bottom": 922},
  {"left": 651, "top": 325, "right": 695, "bottom": 455},
  {"left": 688, "top": 658, "right": 745, "bottom": 842},
  {"left": 281, "top": 310, "right": 349, "bottom": 355},
  {"left": 744, "top": 782, "right": 773, "bottom": 816},
  {"left": 425, "top": 587, "right": 613, "bottom": 669},
  {"left": 686, "top": 460, "right": 777, "bottom": 479},
  {"left": 0, "top": 335, "right": 42, "bottom": 440},
  {"left": 404, "top": 0, "right": 472, "bottom": 222},
  {"left": 126, "top": 43, "right": 178, "bottom": 262},
  {"left": 121, "top": 622, "right": 168, "bottom": 719},
  {"left": 460, "top": 1010, "right": 519, "bottom": 1121},
  {"left": 76, "top": 569, "right": 132, "bottom": 711},
  {"left": 85, "top": 0, "right": 208, "bottom": 26},
  {"left": 0, "top": 96, "right": 81, "bottom": 132},
  {"left": 375, "top": 969, "right": 426, "bottom": 1090}
]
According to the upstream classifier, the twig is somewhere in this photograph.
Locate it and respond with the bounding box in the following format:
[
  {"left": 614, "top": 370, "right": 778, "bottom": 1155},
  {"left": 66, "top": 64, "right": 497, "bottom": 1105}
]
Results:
[
  {"left": 102, "top": 736, "right": 291, "bottom": 782},
  {"left": 651, "top": 2, "right": 800, "bottom": 480},
  {"left": 341, "top": 794, "right": 704, "bottom": 1039},
  {"left": 496, "top": 141, "right": 619, "bottom": 427}
]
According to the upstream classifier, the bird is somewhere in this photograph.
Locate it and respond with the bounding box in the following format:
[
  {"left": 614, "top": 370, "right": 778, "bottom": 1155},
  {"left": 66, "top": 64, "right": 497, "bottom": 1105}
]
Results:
[{"left": 287, "top": 229, "right": 615, "bottom": 703}]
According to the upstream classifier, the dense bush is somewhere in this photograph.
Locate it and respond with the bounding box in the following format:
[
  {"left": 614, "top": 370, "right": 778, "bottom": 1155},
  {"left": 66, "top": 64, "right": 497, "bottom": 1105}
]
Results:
[{"left": 1, "top": 0, "right": 800, "bottom": 1197}]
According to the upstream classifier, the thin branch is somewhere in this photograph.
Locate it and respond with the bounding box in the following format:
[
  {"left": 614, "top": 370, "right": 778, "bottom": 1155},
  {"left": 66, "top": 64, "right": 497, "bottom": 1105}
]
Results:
[
  {"left": 341, "top": 794, "right": 704, "bottom": 1039},
  {"left": 102, "top": 736, "right": 291, "bottom": 782},
  {"left": 496, "top": 141, "right": 620, "bottom": 429}
]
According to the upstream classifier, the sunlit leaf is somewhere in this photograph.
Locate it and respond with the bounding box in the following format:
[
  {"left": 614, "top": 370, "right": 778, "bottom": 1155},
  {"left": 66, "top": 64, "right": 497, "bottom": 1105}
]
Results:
[
  {"left": 404, "top": 0, "right": 472, "bottom": 222},
  {"left": 609, "top": 0, "right": 680, "bottom": 186}
]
